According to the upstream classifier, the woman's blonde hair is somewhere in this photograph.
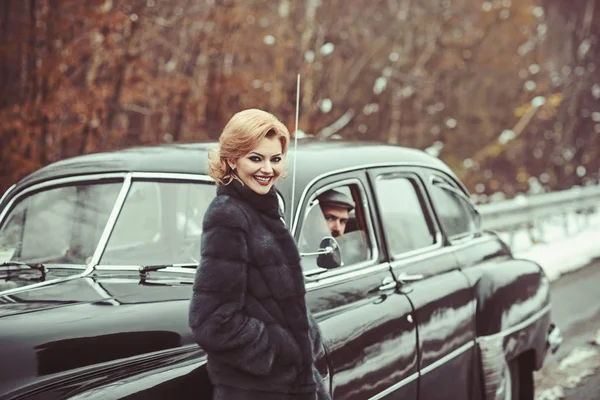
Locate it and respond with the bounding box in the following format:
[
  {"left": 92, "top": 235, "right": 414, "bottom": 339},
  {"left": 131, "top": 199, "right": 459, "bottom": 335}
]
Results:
[{"left": 208, "top": 109, "right": 291, "bottom": 186}]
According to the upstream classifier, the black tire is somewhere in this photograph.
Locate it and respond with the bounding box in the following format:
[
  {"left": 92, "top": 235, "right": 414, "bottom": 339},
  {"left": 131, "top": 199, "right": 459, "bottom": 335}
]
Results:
[{"left": 508, "top": 357, "right": 534, "bottom": 400}]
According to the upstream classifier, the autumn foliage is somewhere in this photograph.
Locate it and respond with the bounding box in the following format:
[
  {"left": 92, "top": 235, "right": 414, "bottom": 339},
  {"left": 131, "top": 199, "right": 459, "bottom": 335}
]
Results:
[{"left": 0, "top": 0, "right": 599, "bottom": 200}]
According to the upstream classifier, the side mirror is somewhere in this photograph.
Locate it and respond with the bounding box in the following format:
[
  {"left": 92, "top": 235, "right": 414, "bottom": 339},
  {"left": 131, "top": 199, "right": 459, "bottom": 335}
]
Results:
[{"left": 300, "top": 236, "right": 342, "bottom": 269}]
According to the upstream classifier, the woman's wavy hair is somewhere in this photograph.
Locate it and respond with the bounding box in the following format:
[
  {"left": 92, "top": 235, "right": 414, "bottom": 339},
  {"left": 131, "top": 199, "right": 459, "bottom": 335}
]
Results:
[{"left": 208, "top": 109, "right": 291, "bottom": 186}]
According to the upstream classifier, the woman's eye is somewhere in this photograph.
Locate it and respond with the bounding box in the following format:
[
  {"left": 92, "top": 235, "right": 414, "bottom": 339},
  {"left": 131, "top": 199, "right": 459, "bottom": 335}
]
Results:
[
  {"left": 249, "top": 156, "right": 261, "bottom": 162},
  {"left": 271, "top": 157, "right": 282, "bottom": 163}
]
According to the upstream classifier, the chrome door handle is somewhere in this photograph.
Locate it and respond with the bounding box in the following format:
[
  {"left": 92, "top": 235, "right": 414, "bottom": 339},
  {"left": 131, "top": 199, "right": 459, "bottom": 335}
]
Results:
[
  {"left": 378, "top": 276, "right": 397, "bottom": 291},
  {"left": 396, "top": 273, "right": 424, "bottom": 284}
]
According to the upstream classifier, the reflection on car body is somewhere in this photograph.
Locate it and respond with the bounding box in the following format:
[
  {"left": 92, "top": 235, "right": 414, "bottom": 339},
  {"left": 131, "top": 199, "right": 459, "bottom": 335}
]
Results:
[{"left": 0, "top": 139, "right": 561, "bottom": 399}]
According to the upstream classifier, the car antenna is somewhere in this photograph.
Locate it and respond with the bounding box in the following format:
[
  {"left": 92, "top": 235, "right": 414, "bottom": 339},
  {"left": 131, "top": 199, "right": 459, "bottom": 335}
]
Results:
[{"left": 289, "top": 73, "right": 301, "bottom": 228}]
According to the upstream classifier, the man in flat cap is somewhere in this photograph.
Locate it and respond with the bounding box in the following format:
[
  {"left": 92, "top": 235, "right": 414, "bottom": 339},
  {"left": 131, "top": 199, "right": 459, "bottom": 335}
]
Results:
[{"left": 317, "top": 189, "right": 355, "bottom": 238}]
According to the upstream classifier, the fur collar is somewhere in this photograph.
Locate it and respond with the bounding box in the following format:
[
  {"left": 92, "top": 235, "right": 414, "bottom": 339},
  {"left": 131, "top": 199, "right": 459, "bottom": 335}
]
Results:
[{"left": 217, "top": 179, "right": 281, "bottom": 220}]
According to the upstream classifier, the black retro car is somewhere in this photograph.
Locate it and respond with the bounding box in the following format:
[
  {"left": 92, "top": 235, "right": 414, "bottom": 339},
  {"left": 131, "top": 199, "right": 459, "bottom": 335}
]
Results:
[{"left": 0, "top": 140, "right": 562, "bottom": 400}]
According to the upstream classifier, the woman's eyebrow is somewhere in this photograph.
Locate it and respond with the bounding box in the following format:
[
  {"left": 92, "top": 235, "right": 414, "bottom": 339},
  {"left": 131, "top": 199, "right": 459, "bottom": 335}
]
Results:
[{"left": 249, "top": 152, "right": 282, "bottom": 157}]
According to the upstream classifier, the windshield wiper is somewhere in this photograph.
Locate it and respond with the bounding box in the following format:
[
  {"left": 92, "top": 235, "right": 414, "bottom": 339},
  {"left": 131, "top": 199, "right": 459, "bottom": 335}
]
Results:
[
  {"left": 138, "top": 264, "right": 196, "bottom": 281},
  {"left": 0, "top": 261, "right": 46, "bottom": 272},
  {"left": 0, "top": 261, "right": 47, "bottom": 280}
]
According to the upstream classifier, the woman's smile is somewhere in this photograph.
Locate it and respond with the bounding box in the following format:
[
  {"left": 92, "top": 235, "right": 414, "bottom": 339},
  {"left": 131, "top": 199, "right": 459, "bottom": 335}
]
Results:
[
  {"left": 254, "top": 175, "right": 273, "bottom": 185},
  {"left": 231, "top": 135, "right": 284, "bottom": 195}
]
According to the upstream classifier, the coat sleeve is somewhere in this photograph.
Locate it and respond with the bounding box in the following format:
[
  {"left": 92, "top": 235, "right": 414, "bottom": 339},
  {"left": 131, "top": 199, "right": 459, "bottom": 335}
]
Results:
[
  {"left": 308, "top": 310, "right": 332, "bottom": 400},
  {"left": 188, "top": 201, "right": 277, "bottom": 375}
]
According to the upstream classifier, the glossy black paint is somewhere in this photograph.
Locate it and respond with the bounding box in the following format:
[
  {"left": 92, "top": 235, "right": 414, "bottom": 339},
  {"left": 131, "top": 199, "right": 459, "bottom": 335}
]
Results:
[
  {"left": 0, "top": 274, "right": 198, "bottom": 397},
  {"left": 0, "top": 140, "right": 556, "bottom": 399}
]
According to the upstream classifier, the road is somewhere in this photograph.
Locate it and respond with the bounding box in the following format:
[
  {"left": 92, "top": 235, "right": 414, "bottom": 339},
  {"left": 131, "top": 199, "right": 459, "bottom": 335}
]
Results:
[{"left": 535, "top": 257, "right": 600, "bottom": 399}]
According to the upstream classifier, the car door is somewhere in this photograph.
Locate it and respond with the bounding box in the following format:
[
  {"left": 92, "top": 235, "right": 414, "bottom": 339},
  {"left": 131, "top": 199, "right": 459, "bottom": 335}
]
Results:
[
  {"left": 368, "top": 167, "right": 478, "bottom": 400},
  {"left": 295, "top": 171, "right": 419, "bottom": 400}
]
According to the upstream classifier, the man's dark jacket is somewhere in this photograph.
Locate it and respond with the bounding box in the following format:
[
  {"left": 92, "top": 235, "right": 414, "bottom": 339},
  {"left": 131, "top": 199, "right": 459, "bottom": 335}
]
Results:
[{"left": 189, "top": 180, "right": 330, "bottom": 399}]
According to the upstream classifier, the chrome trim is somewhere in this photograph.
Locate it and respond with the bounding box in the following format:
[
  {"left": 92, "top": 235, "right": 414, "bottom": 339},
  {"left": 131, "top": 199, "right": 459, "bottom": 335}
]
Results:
[
  {"left": 300, "top": 178, "right": 380, "bottom": 278},
  {"left": 389, "top": 239, "right": 444, "bottom": 263},
  {"left": 305, "top": 262, "right": 391, "bottom": 291},
  {"left": 83, "top": 277, "right": 121, "bottom": 306},
  {"left": 86, "top": 173, "right": 133, "bottom": 271},
  {"left": 0, "top": 173, "right": 127, "bottom": 228},
  {"left": 420, "top": 341, "right": 475, "bottom": 376},
  {"left": 448, "top": 235, "right": 493, "bottom": 250},
  {"left": 387, "top": 237, "right": 482, "bottom": 270},
  {"left": 290, "top": 162, "right": 458, "bottom": 235},
  {"left": 131, "top": 172, "right": 214, "bottom": 182},
  {"left": 368, "top": 372, "right": 419, "bottom": 400},
  {"left": 387, "top": 228, "right": 494, "bottom": 272},
  {"left": 0, "top": 183, "right": 16, "bottom": 207},
  {"left": 477, "top": 304, "right": 551, "bottom": 343},
  {"left": 93, "top": 264, "right": 197, "bottom": 273}
]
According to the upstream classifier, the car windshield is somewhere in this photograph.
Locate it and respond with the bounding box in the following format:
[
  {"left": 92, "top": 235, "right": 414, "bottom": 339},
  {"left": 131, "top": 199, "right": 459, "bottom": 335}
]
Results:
[
  {"left": 0, "top": 182, "right": 123, "bottom": 266},
  {"left": 99, "top": 180, "right": 215, "bottom": 266},
  {"left": 0, "top": 179, "right": 217, "bottom": 269}
]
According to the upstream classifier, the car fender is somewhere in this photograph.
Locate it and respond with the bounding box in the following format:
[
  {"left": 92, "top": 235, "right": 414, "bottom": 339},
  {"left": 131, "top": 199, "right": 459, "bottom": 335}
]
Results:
[{"left": 469, "top": 258, "right": 551, "bottom": 399}]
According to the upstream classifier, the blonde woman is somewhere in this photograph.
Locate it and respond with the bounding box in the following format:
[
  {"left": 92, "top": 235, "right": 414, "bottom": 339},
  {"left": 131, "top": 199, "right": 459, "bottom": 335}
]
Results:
[{"left": 189, "top": 109, "right": 329, "bottom": 400}]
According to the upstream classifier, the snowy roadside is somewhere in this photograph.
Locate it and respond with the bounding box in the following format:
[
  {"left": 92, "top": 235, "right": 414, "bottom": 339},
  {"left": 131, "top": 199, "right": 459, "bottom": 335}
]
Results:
[
  {"left": 497, "top": 212, "right": 600, "bottom": 282},
  {"left": 535, "top": 329, "right": 600, "bottom": 400},
  {"left": 493, "top": 212, "right": 600, "bottom": 399}
]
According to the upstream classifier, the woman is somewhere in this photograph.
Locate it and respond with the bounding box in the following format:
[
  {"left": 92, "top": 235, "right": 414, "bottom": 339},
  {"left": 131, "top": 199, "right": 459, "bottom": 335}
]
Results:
[{"left": 189, "top": 109, "right": 330, "bottom": 400}]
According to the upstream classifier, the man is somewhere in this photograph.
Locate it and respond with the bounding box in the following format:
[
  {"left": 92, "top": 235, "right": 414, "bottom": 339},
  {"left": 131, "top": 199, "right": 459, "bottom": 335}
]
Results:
[{"left": 317, "top": 189, "right": 355, "bottom": 238}]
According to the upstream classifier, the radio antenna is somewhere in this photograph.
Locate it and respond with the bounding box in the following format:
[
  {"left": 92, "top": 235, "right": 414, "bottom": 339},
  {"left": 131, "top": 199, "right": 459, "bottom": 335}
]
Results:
[{"left": 289, "top": 74, "right": 300, "bottom": 227}]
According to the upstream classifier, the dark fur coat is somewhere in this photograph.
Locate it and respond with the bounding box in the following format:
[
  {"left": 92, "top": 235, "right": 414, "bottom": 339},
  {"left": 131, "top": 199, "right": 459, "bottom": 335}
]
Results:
[{"left": 189, "top": 180, "right": 330, "bottom": 399}]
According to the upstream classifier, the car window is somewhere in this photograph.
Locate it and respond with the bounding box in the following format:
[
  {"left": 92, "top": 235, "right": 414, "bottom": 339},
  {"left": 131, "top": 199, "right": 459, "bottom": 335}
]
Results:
[
  {"left": 101, "top": 180, "right": 214, "bottom": 265},
  {"left": 429, "top": 176, "right": 477, "bottom": 240},
  {"left": 108, "top": 181, "right": 162, "bottom": 247},
  {"left": 298, "top": 182, "right": 373, "bottom": 272},
  {"left": 374, "top": 175, "right": 436, "bottom": 257},
  {"left": 0, "top": 182, "right": 122, "bottom": 265}
]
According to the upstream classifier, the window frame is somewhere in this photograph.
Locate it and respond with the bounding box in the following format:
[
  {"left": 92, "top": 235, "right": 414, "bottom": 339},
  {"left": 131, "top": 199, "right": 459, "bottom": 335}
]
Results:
[
  {"left": 372, "top": 171, "right": 443, "bottom": 261},
  {"left": 96, "top": 175, "right": 216, "bottom": 269},
  {"left": 428, "top": 174, "right": 480, "bottom": 244},
  {"left": 297, "top": 177, "right": 380, "bottom": 279},
  {"left": 102, "top": 180, "right": 164, "bottom": 255}
]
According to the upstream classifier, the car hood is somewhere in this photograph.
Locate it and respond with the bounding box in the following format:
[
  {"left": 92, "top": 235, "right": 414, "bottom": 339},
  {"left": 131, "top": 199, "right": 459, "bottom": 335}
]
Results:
[
  {"left": 0, "top": 266, "right": 83, "bottom": 294},
  {"left": 0, "top": 273, "right": 199, "bottom": 396}
]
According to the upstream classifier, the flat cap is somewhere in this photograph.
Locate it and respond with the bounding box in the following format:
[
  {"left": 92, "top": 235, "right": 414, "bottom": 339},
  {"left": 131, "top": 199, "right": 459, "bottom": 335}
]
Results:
[{"left": 318, "top": 189, "right": 355, "bottom": 211}]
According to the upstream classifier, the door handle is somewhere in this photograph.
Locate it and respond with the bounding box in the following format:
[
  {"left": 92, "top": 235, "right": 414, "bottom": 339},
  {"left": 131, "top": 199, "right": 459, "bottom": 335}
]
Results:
[
  {"left": 396, "top": 272, "right": 424, "bottom": 284},
  {"left": 378, "top": 276, "right": 397, "bottom": 291}
]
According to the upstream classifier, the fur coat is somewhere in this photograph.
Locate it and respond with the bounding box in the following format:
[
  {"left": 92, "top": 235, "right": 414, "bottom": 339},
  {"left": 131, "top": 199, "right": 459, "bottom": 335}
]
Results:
[{"left": 189, "top": 179, "right": 331, "bottom": 399}]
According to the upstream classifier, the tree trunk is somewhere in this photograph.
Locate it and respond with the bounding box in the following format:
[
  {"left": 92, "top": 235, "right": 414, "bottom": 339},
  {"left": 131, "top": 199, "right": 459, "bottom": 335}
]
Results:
[
  {"left": 0, "top": 0, "right": 11, "bottom": 108},
  {"left": 101, "top": 18, "right": 139, "bottom": 150}
]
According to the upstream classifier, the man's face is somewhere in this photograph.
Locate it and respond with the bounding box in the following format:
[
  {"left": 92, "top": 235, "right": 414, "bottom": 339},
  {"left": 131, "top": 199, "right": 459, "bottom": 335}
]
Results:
[{"left": 321, "top": 205, "right": 350, "bottom": 238}]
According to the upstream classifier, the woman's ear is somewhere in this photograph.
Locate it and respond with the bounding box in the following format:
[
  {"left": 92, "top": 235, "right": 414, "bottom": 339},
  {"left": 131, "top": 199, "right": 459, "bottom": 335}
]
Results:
[{"left": 227, "top": 159, "right": 237, "bottom": 171}]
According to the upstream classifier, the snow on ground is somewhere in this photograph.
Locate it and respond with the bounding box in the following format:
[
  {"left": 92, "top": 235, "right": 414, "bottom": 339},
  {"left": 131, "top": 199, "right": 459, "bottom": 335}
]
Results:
[{"left": 497, "top": 211, "right": 600, "bottom": 282}]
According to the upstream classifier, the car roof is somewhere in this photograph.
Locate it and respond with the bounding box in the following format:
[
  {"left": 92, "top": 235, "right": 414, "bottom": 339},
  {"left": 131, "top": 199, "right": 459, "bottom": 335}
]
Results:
[{"left": 16, "top": 138, "right": 456, "bottom": 192}]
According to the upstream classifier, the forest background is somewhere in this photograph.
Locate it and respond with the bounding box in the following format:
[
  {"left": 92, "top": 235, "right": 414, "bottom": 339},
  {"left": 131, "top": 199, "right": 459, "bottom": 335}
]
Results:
[{"left": 1, "top": 0, "right": 599, "bottom": 202}]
